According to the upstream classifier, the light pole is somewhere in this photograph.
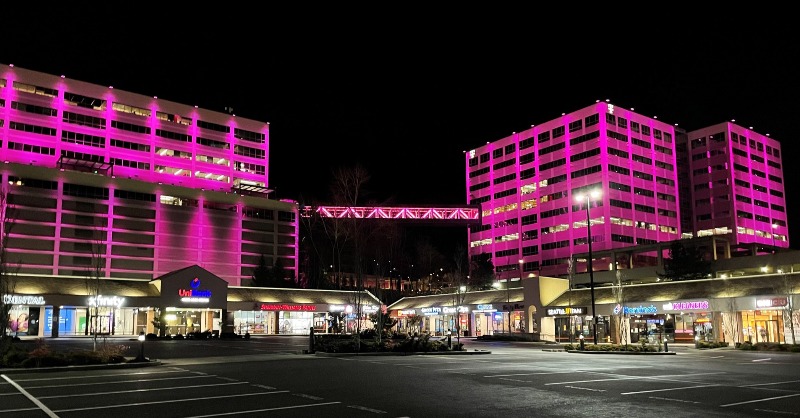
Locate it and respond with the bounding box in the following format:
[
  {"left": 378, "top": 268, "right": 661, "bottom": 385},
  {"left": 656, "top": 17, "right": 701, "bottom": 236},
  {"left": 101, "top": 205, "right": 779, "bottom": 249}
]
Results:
[
  {"left": 457, "top": 285, "right": 466, "bottom": 344},
  {"left": 576, "top": 189, "right": 601, "bottom": 344},
  {"left": 772, "top": 223, "right": 778, "bottom": 253}
]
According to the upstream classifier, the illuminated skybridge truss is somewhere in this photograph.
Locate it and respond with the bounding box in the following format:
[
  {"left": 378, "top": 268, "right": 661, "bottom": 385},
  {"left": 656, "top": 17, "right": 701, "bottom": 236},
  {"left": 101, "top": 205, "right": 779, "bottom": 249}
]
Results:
[{"left": 302, "top": 205, "right": 481, "bottom": 225}]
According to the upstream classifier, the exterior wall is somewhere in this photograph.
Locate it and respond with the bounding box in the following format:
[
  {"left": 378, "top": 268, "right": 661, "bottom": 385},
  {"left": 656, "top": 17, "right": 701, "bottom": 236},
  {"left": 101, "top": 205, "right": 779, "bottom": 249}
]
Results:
[
  {"left": 466, "top": 102, "right": 681, "bottom": 279},
  {"left": 0, "top": 64, "right": 270, "bottom": 193},
  {"left": 2, "top": 165, "right": 297, "bottom": 285},
  {"left": 684, "top": 122, "right": 787, "bottom": 251},
  {"left": 0, "top": 65, "right": 298, "bottom": 285}
]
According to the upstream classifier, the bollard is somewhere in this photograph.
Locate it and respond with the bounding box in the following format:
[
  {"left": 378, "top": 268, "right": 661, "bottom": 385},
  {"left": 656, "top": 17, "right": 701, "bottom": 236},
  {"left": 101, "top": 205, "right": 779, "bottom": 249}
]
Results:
[
  {"left": 308, "top": 327, "right": 315, "bottom": 354},
  {"left": 664, "top": 341, "right": 668, "bottom": 352},
  {"left": 579, "top": 335, "right": 585, "bottom": 351},
  {"left": 447, "top": 330, "right": 452, "bottom": 349}
]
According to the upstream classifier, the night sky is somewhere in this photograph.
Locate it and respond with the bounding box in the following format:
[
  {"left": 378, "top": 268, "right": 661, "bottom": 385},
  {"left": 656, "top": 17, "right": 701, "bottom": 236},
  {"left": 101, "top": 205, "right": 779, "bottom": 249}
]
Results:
[{"left": 3, "top": 8, "right": 799, "bottom": 255}]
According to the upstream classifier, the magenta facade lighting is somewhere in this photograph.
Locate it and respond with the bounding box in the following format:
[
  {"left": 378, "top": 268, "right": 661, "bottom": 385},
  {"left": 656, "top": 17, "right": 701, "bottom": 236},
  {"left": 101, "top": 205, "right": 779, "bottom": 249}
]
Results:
[
  {"left": 0, "top": 64, "right": 299, "bottom": 285},
  {"left": 308, "top": 205, "right": 480, "bottom": 222},
  {"left": 465, "top": 102, "right": 682, "bottom": 279},
  {"left": 575, "top": 189, "right": 600, "bottom": 343},
  {"left": 683, "top": 122, "right": 787, "bottom": 253}
]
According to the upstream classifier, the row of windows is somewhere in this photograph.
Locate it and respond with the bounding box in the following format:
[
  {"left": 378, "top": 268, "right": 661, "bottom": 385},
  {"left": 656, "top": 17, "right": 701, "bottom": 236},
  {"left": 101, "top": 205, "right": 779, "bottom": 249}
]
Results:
[
  {"left": 470, "top": 128, "right": 673, "bottom": 169},
  {"left": 5, "top": 97, "right": 264, "bottom": 144},
  {"left": 11, "top": 101, "right": 57, "bottom": 117},
  {"left": 62, "top": 131, "right": 105, "bottom": 148},
  {"left": 8, "top": 179, "right": 292, "bottom": 222}
]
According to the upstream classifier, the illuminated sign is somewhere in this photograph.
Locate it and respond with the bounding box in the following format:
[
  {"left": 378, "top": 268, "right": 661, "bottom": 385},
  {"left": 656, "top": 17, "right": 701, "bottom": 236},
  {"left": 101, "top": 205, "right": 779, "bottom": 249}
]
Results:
[
  {"left": 260, "top": 304, "right": 317, "bottom": 311},
  {"left": 662, "top": 300, "right": 709, "bottom": 311},
  {"left": 398, "top": 309, "right": 416, "bottom": 316},
  {"left": 756, "top": 297, "right": 788, "bottom": 308},
  {"left": 546, "top": 306, "right": 587, "bottom": 316},
  {"left": 442, "top": 306, "right": 470, "bottom": 314},
  {"left": 3, "top": 294, "right": 46, "bottom": 305},
  {"left": 329, "top": 304, "right": 354, "bottom": 313},
  {"left": 613, "top": 304, "right": 658, "bottom": 315},
  {"left": 88, "top": 295, "right": 125, "bottom": 308},
  {"left": 421, "top": 307, "right": 442, "bottom": 315},
  {"left": 178, "top": 277, "right": 211, "bottom": 303},
  {"left": 476, "top": 304, "right": 495, "bottom": 312}
]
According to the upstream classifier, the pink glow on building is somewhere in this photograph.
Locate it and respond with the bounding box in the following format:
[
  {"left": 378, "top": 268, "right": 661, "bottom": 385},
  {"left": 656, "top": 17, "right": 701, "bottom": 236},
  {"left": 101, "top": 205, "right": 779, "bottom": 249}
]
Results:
[
  {"left": 0, "top": 64, "right": 296, "bottom": 285},
  {"left": 684, "top": 122, "right": 787, "bottom": 253},
  {"left": 466, "top": 102, "right": 682, "bottom": 279},
  {"left": 308, "top": 205, "right": 480, "bottom": 222}
]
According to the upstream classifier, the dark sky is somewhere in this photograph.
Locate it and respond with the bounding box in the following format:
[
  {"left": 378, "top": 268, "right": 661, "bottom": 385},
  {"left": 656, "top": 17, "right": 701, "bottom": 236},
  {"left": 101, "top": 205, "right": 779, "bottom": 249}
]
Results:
[{"left": 3, "top": 8, "right": 799, "bottom": 253}]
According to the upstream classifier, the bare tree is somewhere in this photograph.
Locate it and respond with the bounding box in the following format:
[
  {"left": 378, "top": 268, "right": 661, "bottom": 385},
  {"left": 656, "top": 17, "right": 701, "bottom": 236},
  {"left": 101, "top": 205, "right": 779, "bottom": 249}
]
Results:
[
  {"left": 611, "top": 270, "right": 629, "bottom": 346},
  {"left": 85, "top": 226, "right": 107, "bottom": 351},
  {"left": 0, "top": 187, "right": 19, "bottom": 351},
  {"left": 721, "top": 298, "right": 743, "bottom": 345},
  {"left": 774, "top": 269, "right": 797, "bottom": 345}
]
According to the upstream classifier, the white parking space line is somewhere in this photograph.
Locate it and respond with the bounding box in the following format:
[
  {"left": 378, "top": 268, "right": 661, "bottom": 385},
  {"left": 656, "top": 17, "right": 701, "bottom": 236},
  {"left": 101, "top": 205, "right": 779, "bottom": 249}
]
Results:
[
  {"left": 25, "top": 374, "right": 219, "bottom": 389},
  {"left": 621, "top": 384, "right": 718, "bottom": 395},
  {"left": 53, "top": 390, "right": 289, "bottom": 413},
  {"left": 485, "top": 371, "right": 578, "bottom": 378},
  {"left": 347, "top": 404, "right": 388, "bottom": 414},
  {"left": 754, "top": 408, "right": 799, "bottom": 415},
  {"left": 499, "top": 377, "right": 530, "bottom": 383},
  {"left": 9, "top": 368, "right": 186, "bottom": 382},
  {"left": 648, "top": 396, "right": 701, "bottom": 404},
  {"left": 565, "top": 385, "right": 605, "bottom": 392},
  {"left": 38, "top": 381, "right": 248, "bottom": 399},
  {"left": 739, "top": 379, "right": 800, "bottom": 388},
  {"left": 1, "top": 374, "right": 59, "bottom": 418},
  {"left": 184, "top": 402, "right": 342, "bottom": 417},
  {"left": 545, "top": 376, "right": 642, "bottom": 385},
  {"left": 752, "top": 358, "right": 772, "bottom": 362},
  {"left": 720, "top": 393, "right": 800, "bottom": 407}
]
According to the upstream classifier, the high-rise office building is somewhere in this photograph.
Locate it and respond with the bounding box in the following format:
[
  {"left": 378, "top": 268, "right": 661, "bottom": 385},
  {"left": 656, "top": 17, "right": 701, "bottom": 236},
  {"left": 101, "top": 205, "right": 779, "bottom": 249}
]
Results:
[
  {"left": 0, "top": 64, "right": 298, "bottom": 285},
  {"left": 466, "top": 101, "right": 682, "bottom": 281},
  {"left": 681, "top": 122, "right": 786, "bottom": 254}
]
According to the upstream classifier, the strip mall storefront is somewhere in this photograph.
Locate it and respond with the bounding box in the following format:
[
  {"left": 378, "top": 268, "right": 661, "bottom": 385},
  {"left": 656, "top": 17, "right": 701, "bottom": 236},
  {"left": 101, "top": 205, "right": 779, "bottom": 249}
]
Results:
[
  {"left": 3, "top": 265, "right": 382, "bottom": 338},
  {"left": 229, "top": 303, "right": 380, "bottom": 335},
  {"left": 541, "top": 306, "right": 588, "bottom": 343},
  {"left": 391, "top": 303, "right": 526, "bottom": 337},
  {"left": 611, "top": 299, "right": 714, "bottom": 344}
]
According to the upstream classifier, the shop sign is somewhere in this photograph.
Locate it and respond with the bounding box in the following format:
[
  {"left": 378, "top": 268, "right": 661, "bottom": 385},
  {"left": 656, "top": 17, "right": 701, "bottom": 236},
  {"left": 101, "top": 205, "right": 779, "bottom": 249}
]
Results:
[
  {"left": 662, "top": 300, "right": 709, "bottom": 311},
  {"left": 442, "top": 306, "right": 469, "bottom": 314},
  {"left": 363, "top": 305, "right": 379, "bottom": 314},
  {"left": 329, "top": 304, "right": 354, "bottom": 313},
  {"left": 398, "top": 309, "right": 416, "bottom": 316},
  {"left": 756, "top": 297, "right": 788, "bottom": 308},
  {"left": 87, "top": 295, "right": 125, "bottom": 308},
  {"left": 3, "top": 294, "right": 46, "bottom": 305},
  {"left": 476, "top": 304, "right": 495, "bottom": 312},
  {"left": 260, "top": 304, "right": 317, "bottom": 311},
  {"left": 178, "top": 277, "right": 212, "bottom": 303},
  {"left": 613, "top": 304, "right": 658, "bottom": 315},
  {"left": 421, "top": 307, "right": 442, "bottom": 315},
  {"left": 546, "top": 306, "right": 587, "bottom": 316}
]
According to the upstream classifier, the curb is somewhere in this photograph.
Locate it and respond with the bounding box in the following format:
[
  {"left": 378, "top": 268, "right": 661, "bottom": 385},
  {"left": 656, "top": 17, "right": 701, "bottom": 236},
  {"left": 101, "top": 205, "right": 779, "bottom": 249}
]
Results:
[
  {"left": 566, "top": 350, "right": 677, "bottom": 355},
  {"left": 313, "top": 349, "right": 491, "bottom": 357}
]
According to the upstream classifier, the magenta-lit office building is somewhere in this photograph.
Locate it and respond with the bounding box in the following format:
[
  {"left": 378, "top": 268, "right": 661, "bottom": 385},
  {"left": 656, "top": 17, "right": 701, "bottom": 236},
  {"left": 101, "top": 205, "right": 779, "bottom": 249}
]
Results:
[
  {"left": 466, "top": 102, "right": 683, "bottom": 281},
  {"left": 466, "top": 102, "right": 787, "bottom": 283},
  {"left": 0, "top": 64, "right": 300, "bottom": 337},
  {"left": 465, "top": 101, "right": 788, "bottom": 341},
  {"left": 680, "top": 123, "right": 787, "bottom": 254}
]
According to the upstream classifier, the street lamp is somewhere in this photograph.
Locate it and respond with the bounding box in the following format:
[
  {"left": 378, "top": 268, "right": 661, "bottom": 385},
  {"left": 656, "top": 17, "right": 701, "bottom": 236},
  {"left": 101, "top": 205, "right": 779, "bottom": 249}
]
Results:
[
  {"left": 135, "top": 330, "right": 146, "bottom": 362},
  {"left": 576, "top": 189, "right": 601, "bottom": 344},
  {"left": 772, "top": 223, "right": 778, "bottom": 253}
]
